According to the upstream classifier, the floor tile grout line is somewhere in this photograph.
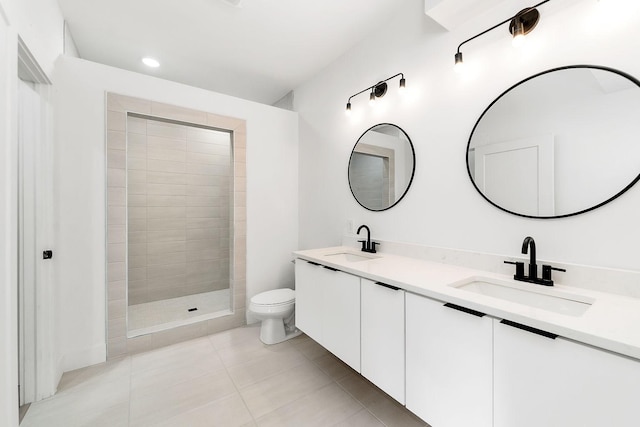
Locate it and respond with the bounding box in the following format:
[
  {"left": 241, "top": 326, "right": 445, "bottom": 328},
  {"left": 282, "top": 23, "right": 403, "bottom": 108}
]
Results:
[
  {"left": 208, "top": 330, "right": 259, "bottom": 426},
  {"left": 333, "top": 376, "right": 390, "bottom": 427}
]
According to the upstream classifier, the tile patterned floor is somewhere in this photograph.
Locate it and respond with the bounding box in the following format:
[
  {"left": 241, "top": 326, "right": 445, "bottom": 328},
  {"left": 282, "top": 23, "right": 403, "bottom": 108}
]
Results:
[{"left": 21, "top": 324, "right": 429, "bottom": 427}]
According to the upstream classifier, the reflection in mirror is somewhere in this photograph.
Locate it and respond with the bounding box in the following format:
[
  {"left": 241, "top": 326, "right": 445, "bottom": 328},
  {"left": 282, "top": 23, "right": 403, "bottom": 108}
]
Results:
[
  {"left": 467, "top": 66, "right": 640, "bottom": 218},
  {"left": 349, "top": 123, "right": 415, "bottom": 211}
]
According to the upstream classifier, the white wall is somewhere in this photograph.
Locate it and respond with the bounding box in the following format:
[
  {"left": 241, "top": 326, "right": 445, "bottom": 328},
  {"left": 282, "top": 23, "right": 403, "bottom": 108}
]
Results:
[
  {"left": 295, "top": 0, "right": 640, "bottom": 271},
  {"left": 0, "top": 0, "right": 64, "bottom": 425},
  {"left": 53, "top": 56, "right": 298, "bottom": 371}
]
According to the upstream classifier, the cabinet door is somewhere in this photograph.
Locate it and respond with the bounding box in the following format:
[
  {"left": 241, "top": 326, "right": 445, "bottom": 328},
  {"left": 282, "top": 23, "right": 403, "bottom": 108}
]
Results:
[
  {"left": 294, "top": 260, "right": 324, "bottom": 344},
  {"left": 406, "top": 294, "right": 493, "bottom": 427},
  {"left": 494, "top": 319, "right": 640, "bottom": 427},
  {"left": 321, "top": 267, "right": 361, "bottom": 371},
  {"left": 361, "top": 279, "right": 405, "bottom": 404}
]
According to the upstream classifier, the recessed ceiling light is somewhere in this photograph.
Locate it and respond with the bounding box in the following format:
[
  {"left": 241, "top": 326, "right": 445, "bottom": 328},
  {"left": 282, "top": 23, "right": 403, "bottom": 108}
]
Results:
[{"left": 142, "top": 57, "right": 160, "bottom": 68}]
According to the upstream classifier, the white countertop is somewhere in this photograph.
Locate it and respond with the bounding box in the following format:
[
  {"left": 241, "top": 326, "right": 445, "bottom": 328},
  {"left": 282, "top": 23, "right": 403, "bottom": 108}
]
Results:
[{"left": 294, "top": 246, "right": 640, "bottom": 360}]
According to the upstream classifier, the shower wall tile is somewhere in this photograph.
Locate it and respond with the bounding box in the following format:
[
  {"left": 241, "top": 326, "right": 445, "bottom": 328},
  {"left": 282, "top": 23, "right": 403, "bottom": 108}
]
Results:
[
  {"left": 147, "top": 241, "right": 187, "bottom": 255},
  {"left": 147, "top": 171, "right": 186, "bottom": 185},
  {"left": 108, "top": 317, "right": 126, "bottom": 340},
  {"left": 187, "top": 127, "right": 228, "bottom": 143},
  {"left": 147, "top": 263, "right": 187, "bottom": 280},
  {"left": 147, "top": 120, "right": 188, "bottom": 139},
  {"left": 147, "top": 159, "right": 186, "bottom": 174},
  {"left": 147, "top": 183, "right": 186, "bottom": 196},
  {"left": 108, "top": 168, "right": 126, "bottom": 187},
  {"left": 108, "top": 262, "right": 126, "bottom": 282},
  {"left": 147, "top": 229, "right": 186, "bottom": 243},
  {"left": 187, "top": 196, "right": 218, "bottom": 207},
  {"left": 147, "top": 252, "right": 187, "bottom": 266},
  {"left": 108, "top": 280, "right": 126, "bottom": 302},
  {"left": 129, "top": 267, "right": 147, "bottom": 282},
  {"left": 108, "top": 206, "right": 126, "bottom": 225},
  {"left": 128, "top": 231, "right": 147, "bottom": 244},
  {"left": 147, "top": 147, "right": 186, "bottom": 162},
  {"left": 128, "top": 195, "right": 147, "bottom": 207},
  {"left": 151, "top": 103, "right": 207, "bottom": 127},
  {"left": 109, "top": 298, "right": 127, "bottom": 320},
  {"left": 150, "top": 274, "right": 187, "bottom": 289},
  {"left": 147, "top": 135, "right": 187, "bottom": 151},
  {"left": 107, "top": 111, "right": 126, "bottom": 131},
  {"left": 147, "top": 218, "right": 185, "bottom": 230},
  {"left": 187, "top": 206, "right": 218, "bottom": 218},
  {"left": 128, "top": 170, "right": 147, "bottom": 183},
  {"left": 128, "top": 183, "right": 147, "bottom": 195},
  {"left": 107, "top": 94, "right": 246, "bottom": 357},
  {"left": 147, "top": 195, "right": 186, "bottom": 207},
  {"left": 108, "top": 337, "right": 127, "bottom": 359},
  {"left": 127, "top": 116, "right": 147, "bottom": 134},
  {"left": 107, "top": 131, "right": 126, "bottom": 151},
  {"left": 127, "top": 157, "right": 147, "bottom": 171},
  {"left": 186, "top": 163, "right": 225, "bottom": 176},
  {"left": 127, "top": 335, "right": 153, "bottom": 355},
  {"left": 108, "top": 149, "right": 126, "bottom": 169},
  {"left": 108, "top": 225, "right": 126, "bottom": 244},
  {"left": 147, "top": 206, "right": 185, "bottom": 219},
  {"left": 186, "top": 227, "right": 220, "bottom": 241},
  {"left": 108, "top": 244, "right": 126, "bottom": 263},
  {"left": 187, "top": 141, "right": 229, "bottom": 155}
]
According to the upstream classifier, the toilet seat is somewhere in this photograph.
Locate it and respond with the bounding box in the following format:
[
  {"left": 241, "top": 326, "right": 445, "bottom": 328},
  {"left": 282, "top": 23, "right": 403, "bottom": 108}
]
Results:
[{"left": 250, "top": 288, "right": 295, "bottom": 306}]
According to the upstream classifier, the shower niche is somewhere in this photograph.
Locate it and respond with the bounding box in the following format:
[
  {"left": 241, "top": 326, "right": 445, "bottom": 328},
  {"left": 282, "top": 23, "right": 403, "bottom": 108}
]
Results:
[{"left": 106, "top": 94, "right": 247, "bottom": 357}]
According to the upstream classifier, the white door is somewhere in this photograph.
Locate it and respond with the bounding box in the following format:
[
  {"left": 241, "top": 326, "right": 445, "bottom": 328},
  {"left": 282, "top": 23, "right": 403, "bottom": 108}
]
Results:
[
  {"left": 17, "top": 66, "right": 56, "bottom": 404},
  {"left": 474, "top": 134, "right": 554, "bottom": 216}
]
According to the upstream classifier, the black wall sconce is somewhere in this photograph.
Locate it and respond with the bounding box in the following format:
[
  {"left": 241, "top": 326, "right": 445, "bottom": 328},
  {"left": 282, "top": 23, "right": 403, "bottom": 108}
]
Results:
[
  {"left": 454, "top": 0, "right": 550, "bottom": 72},
  {"left": 346, "top": 73, "right": 406, "bottom": 115}
]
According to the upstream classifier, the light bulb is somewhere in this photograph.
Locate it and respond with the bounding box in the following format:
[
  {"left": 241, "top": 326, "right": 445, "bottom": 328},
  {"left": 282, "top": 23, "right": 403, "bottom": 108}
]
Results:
[
  {"left": 512, "top": 22, "right": 525, "bottom": 47},
  {"left": 345, "top": 102, "right": 352, "bottom": 116},
  {"left": 398, "top": 78, "right": 406, "bottom": 94},
  {"left": 142, "top": 57, "right": 160, "bottom": 68},
  {"left": 369, "top": 92, "right": 376, "bottom": 106}
]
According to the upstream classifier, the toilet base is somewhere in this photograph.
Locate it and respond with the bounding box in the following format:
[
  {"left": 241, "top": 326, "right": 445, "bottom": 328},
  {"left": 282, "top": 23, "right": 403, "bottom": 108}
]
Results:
[{"left": 259, "top": 318, "right": 302, "bottom": 345}]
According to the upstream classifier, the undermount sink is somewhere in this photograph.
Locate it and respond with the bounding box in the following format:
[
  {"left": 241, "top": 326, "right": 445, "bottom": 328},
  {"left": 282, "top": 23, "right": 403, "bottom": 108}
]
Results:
[
  {"left": 323, "top": 252, "right": 379, "bottom": 263},
  {"left": 451, "top": 277, "right": 594, "bottom": 317}
]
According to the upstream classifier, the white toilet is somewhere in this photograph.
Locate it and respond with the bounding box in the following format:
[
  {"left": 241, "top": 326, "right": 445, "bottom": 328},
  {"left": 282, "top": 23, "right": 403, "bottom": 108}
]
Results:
[{"left": 250, "top": 288, "right": 301, "bottom": 345}]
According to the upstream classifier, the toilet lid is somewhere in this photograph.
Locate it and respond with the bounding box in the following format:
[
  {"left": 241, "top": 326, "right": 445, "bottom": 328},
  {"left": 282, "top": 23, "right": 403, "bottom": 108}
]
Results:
[{"left": 251, "top": 288, "right": 295, "bottom": 306}]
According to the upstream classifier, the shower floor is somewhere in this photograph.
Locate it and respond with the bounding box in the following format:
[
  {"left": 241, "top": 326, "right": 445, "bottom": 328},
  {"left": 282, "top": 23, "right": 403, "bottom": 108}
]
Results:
[{"left": 127, "top": 289, "right": 231, "bottom": 337}]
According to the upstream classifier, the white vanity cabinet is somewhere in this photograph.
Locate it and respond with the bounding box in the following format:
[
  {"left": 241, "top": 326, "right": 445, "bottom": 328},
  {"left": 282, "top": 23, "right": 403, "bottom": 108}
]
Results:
[
  {"left": 294, "top": 260, "right": 324, "bottom": 344},
  {"left": 294, "top": 259, "right": 361, "bottom": 371},
  {"left": 494, "top": 319, "right": 640, "bottom": 427},
  {"left": 405, "top": 293, "right": 493, "bottom": 427},
  {"left": 361, "top": 279, "right": 405, "bottom": 404}
]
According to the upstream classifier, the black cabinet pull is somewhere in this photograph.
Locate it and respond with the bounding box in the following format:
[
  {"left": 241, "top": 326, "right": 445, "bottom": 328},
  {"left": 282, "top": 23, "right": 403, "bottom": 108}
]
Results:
[
  {"left": 444, "top": 303, "right": 486, "bottom": 318},
  {"left": 307, "top": 261, "right": 320, "bottom": 266},
  {"left": 323, "top": 266, "right": 339, "bottom": 272},
  {"left": 500, "top": 319, "right": 558, "bottom": 339},
  {"left": 375, "top": 282, "right": 400, "bottom": 291}
]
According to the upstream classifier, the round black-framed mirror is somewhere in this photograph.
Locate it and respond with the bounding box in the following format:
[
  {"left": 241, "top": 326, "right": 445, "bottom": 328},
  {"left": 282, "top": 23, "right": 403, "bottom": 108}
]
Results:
[
  {"left": 466, "top": 65, "right": 640, "bottom": 219},
  {"left": 348, "top": 123, "right": 416, "bottom": 211}
]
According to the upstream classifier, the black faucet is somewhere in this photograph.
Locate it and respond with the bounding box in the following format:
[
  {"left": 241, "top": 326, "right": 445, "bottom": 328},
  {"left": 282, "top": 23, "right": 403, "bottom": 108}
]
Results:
[
  {"left": 504, "top": 236, "right": 565, "bottom": 286},
  {"left": 357, "top": 225, "right": 379, "bottom": 253},
  {"left": 522, "top": 236, "right": 537, "bottom": 280}
]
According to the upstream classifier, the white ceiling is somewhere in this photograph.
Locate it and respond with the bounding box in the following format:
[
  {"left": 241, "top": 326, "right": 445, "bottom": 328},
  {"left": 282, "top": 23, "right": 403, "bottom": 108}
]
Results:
[{"left": 57, "top": 0, "right": 413, "bottom": 105}]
